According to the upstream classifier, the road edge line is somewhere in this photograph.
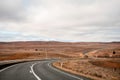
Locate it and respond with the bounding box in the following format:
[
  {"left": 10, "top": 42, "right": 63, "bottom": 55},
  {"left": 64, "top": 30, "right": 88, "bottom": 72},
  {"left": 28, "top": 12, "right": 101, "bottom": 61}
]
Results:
[
  {"left": 0, "top": 65, "right": 16, "bottom": 72},
  {"left": 48, "top": 62, "right": 84, "bottom": 80},
  {"left": 30, "top": 63, "right": 42, "bottom": 80}
]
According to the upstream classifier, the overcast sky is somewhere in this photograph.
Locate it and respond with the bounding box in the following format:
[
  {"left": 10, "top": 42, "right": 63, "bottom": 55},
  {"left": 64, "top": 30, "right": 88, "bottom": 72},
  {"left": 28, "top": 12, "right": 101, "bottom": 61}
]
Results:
[{"left": 0, "top": 0, "right": 120, "bottom": 42}]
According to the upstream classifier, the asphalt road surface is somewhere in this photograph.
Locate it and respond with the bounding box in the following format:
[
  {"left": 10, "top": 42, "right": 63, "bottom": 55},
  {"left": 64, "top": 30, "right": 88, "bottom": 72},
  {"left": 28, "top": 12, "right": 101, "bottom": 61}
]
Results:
[{"left": 0, "top": 59, "right": 91, "bottom": 80}]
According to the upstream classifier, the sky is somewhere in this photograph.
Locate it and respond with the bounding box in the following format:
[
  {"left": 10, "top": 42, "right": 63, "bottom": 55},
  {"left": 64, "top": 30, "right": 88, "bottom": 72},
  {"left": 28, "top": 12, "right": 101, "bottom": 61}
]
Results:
[{"left": 0, "top": 0, "right": 120, "bottom": 42}]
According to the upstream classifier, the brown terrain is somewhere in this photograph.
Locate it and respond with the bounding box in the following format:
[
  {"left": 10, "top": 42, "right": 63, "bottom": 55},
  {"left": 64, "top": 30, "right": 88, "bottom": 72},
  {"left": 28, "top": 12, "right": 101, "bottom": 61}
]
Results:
[
  {"left": 0, "top": 41, "right": 120, "bottom": 80},
  {"left": 53, "top": 58, "right": 120, "bottom": 80}
]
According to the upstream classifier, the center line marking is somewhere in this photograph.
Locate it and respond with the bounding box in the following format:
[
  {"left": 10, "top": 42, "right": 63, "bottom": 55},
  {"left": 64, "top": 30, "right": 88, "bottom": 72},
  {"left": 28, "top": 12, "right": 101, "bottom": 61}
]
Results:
[{"left": 30, "top": 63, "right": 42, "bottom": 80}]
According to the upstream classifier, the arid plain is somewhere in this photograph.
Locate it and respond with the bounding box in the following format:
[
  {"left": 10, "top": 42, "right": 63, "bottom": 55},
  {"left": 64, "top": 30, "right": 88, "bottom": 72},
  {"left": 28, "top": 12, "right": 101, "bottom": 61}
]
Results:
[{"left": 0, "top": 41, "right": 120, "bottom": 80}]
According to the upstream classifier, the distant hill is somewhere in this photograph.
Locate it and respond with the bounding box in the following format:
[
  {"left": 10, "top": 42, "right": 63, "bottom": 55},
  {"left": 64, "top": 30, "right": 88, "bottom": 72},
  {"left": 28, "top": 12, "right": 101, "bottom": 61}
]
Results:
[{"left": 0, "top": 41, "right": 120, "bottom": 61}]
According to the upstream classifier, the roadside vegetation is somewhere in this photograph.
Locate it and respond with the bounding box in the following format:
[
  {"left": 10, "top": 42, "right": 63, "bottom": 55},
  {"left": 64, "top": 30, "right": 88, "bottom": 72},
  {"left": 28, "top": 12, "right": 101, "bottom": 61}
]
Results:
[{"left": 53, "top": 58, "right": 120, "bottom": 80}]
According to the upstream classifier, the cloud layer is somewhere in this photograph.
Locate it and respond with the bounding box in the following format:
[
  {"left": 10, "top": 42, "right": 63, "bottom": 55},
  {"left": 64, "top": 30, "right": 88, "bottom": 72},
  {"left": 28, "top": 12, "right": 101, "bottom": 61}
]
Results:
[{"left": 0, "top": 0, "right": 120, "bottom": 42}]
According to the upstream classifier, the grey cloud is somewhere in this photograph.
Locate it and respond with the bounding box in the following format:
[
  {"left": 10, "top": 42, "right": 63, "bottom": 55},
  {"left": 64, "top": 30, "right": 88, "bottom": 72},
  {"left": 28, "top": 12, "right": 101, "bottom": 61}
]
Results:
[
  {"left": 27, "top": 0, "right": 120, "bottom": 27},
  {"left": 0, "top": 0, "right": 120, "bottom": 42},
  {"left": 0, "top": 0, "right": 26, "bottom": 22}
]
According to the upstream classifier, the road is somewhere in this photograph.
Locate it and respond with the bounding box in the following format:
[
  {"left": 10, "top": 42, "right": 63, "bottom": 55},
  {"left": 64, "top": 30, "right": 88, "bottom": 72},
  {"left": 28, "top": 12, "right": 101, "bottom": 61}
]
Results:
[{"left": 0, "top": 59, "right": 91, "bottom": 80}]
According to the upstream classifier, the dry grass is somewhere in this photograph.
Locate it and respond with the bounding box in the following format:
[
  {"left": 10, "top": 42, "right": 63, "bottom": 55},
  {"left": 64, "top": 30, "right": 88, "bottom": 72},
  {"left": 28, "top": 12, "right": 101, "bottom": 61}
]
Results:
[
  {"left": 53, "top": 58, "right": 120, "bottom": 80},
  {"left": 0, "top": 42, "right": 120, "bottom": 61}
]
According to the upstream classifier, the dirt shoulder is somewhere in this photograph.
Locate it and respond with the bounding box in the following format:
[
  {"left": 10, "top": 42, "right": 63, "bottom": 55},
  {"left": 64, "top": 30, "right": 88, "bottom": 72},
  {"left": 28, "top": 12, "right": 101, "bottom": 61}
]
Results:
[{"left": 53, "top": 58, "right": 120, "bottom": 80}]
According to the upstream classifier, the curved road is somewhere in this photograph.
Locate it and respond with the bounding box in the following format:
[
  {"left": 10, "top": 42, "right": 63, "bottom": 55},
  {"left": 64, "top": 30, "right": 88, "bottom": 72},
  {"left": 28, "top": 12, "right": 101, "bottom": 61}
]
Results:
[{"left": 0, "top": 59, "right": 91, "bottom": 80}]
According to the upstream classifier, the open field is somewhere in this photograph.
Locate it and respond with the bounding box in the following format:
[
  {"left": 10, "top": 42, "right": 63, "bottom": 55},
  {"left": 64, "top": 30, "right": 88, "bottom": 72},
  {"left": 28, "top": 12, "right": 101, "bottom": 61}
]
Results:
[
  {"left": 53, "top": 58, "right": 120, "bottom": 80},
  {"left": 0, "top": 41, "right": 120, "bottom": 61}
]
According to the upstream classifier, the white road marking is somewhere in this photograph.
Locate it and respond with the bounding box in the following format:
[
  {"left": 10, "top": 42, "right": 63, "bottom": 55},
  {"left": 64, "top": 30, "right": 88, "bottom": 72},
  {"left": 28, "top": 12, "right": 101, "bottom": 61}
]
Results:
[
  {"left": 30, "top": 63, "right": 42, "bottom": 80},
  {"left": 0, "top": 65, "right": 16, "bottom": 72},
  {"left": 48, "top": 63, "right": 84, "bottom": 80}
]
